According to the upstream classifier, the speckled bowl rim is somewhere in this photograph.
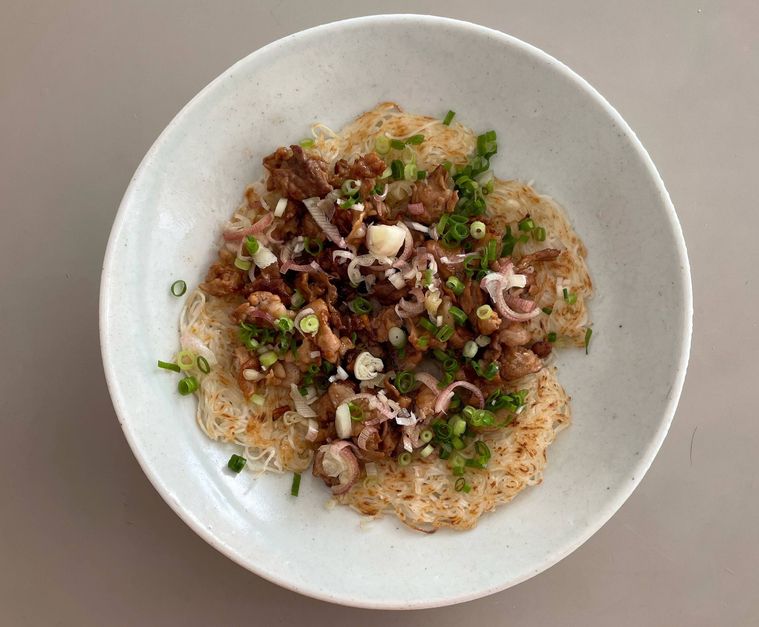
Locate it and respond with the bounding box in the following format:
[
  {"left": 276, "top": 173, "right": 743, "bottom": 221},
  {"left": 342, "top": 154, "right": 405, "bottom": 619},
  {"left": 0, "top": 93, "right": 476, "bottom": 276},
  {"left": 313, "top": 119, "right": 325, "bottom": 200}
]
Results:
[{"left": 100, "top": 14, "right": 692, "bottom": 609}]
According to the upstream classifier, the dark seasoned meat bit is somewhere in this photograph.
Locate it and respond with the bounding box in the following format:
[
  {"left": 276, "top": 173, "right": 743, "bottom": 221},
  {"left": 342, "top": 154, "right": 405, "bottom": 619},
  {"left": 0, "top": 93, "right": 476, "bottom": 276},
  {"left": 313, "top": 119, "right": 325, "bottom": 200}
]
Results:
[
  {"left": 243, "top": 275, "right": 293, "bottom": 304},
  {"left": 499, "top": 323, "right": 532, "bottom": 347},
  {"left": 309, "top": 298, "right": 344, "bottom": 363},
  {"left": 374, "top": 307, "right": 403, "bottom": 343},
  {"left": 200, "top": 249, "right": 246, "bottom": 296},
  {"left": 514, "top": 248, "right": 561, "bottom": 272},
  {"left": 459, "top": 278, "right": 485, "bottom": 316},
  {"left": 409, "top": 164, "right": 458, "bottom": 221},
  {"left": 531, "top": 340, "right": 552, "bottom": 358},
  {"left": 312, "top": 382, "right": 356, "bottom": 422},
  {"left": 234, "top": 347, "right": 260, "bottom": 399},
  {"left": 295, "top": 272, "right": 337, "bottom": 305},
  {"left": 263, "top": 145, "right": 333, "bottom": 201},
  {"left": 270, "top": 199, "right": 302, "bottom": 242},
  {"left": 424, "top": 240, "right": 456, "bottom": 280},
  {"left": 372, "top": 280, "right": 410, "bottom": 305},
  {"left": 499, "top": 346, "right": 543, "bottom": 381},
  {"left": 414, "top": 385, "right": 438, "bottom": 420},
  {"left": 231, "top": 291, "right": 289, "bottom": 325},
  {"left": 331, "top": 153, "right": 386, "bottom": 197}
]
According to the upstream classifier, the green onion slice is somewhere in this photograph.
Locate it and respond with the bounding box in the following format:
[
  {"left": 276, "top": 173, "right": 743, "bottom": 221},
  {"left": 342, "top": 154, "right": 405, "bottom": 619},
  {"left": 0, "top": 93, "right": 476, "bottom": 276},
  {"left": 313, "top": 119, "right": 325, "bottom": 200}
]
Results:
[
  {"left": 228, "top": 454, "right": 246, "bottom": 473},
  {"left": 170, "top": 280, "right": 187, "bottom": 297}
]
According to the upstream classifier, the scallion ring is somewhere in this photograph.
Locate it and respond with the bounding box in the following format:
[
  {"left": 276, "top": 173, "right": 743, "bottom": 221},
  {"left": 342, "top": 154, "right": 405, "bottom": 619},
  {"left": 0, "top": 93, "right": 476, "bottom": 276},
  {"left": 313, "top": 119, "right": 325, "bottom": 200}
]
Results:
[
  {"left": 170, "top": 280, "right": 187, "bottom": 297},
  {"left": 178, "top": 376, "right": 199, "bottom": 395},
  {"left": 476, "top": 305, "right": 493, "bottom": 320},
  {"left": 196, "top": 356, "right": 210, "bottom": 374},
  {"left": 299, "top": 314, "right": 319, "bottom": 334},
  {"left": 470, "top": 221, "right": 486, "bottom": 239}
]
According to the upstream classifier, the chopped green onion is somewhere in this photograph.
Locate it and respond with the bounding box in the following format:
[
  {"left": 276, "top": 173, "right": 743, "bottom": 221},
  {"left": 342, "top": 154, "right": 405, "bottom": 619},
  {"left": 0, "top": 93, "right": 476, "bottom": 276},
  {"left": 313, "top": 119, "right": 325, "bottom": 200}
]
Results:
[
  {"left": 178, "top": 376, "right": 198, "bottom": 395},
  {"left": 563, "top": 287, "right": 577, "bottom": 305},
  {"left": 470, "top": 221, "right": 487, "bottom": 239},
  {"left": 303, "top": 237, "right": 323, "bottom": 256},
  {"left": 388, "top": 326, "right": 407, "bottom": 348},
  {"left": 547, "top": 332, "right": 557, "bottom": 343},
  {"left": 533, "top": 226, "right": 546, "bottom": 241},
  {"left": 404, "top": 162, "right": 417, "bottom": 180},
  {"left": 463, "top": 254, "right": 480, "bottom": 277},
  {"left": 390, "top": 138, "right": 406, "bottom": 150},
  {"left": 518, "top": 217, "right": 535, "bottom": 232},
  {"left": 450, "top": 222, "right": 469, "bottom": 241},
  {"left": 290, "top": 472, "right": 301, "bottom": 496},
  {"left": 584, "top": 328, "right": 593, "bottom": 354},
  {"left": 449, "top": 306, "right": 467, "bottom": 326},
  {"left": 227, "top": 454, "right": 246, "bottom": 473},
  {"left": 277, "top": 317, "right": 294, "bottom": 333},
  {"left": 341, "top": 179, "right": 361, "bottom": 196},
  {"left": 475, "top": 440, "right": 491, "bottom": 462},
  {"left": 380, "top": 166, "right": 392, "bottom": 179},
  {"left": 542, "top": 306, "right": 553, "bottom": 315},
  {"left": 416, "top": 170, "right": 427, "bottom": 180},
  {"left": 249, "top": 394, "right": 265, "bottom": 406},
  {"left": 442, "top": 160, "right": 453, "bottom": 171},
  {"left": 438, "top": 372, "right": 454, "bottom": 388},
  {"left": 452, "top": 417, "right": 467, "bottom": 436},
  {"left": 349, "top": 297, "right": 372, "bottom": 315},
  {"left": 259, "top": 351, "right": 278, "bottom": 368},
  {"left": 157, "top": 360, "right": 181, "bottom": 372},
  {"left": 434, "top": 421, "right": 452, "bottom": 440},
  {"left": 375, "top": 135, "right": 391, "bottom": 155},
  {"left": 454, "top": 477, "right": 471, "bottom": 492},
  {"left": 299, "top": 314, "right": 319, "bottom": 334},
  {"left": 443, "top": 357, "right": 459, "bottom": 373},
  {"left": 245, "top": 236, "right": 260, "bottom": 255},
  {"left": 476, "top": 304, "right": 493, "bottom": 320},
  {"left": 443, "top": 110, "right": 456, "bottom": 126},
  {"left": 177, "top": 350, "right": 195, "bottom": 371},
  {"left": 438, "top": 441, "right": 453, "bottom": 460},
  {"left": 448, "top": 395, "right": 462, "bottom": 411},
  {"left": 395, "top": 371, "right": 416, "bottom": 394},
  {"left": 299, "top": 138, "right": 315, "bottom": 148},
  {"left": 418, "top": 318, "right": 436, "bottom": 334},
  {"left": 420, "top": 429, "right": 434, "bottom": 444},
  {"left": 170, "top": 280, "right": 187, "bottom": 297},
  {"left": 196, "top": 356, "right": 211, "bottom": 374},
  {"left": 476, "top": 130, "right": 497, "bottom": 157},
  {"left": 422, "top": 269, "right": 433, "bottom": 287},
  {"left": 390, "top": 159, "right": 404, "bottom": 179},
  {"left": 348, "top": 402, "right": 363, "bottom": 421},
  {"left": 446, "top": 276, "right": 465, "bottom": 295},
  {"left": 307, "top": 364, "right": 320, "bottom": 375},
  {"left": 436, "top": 324, "right": 454, "bottom": 342},
  {"left": 417, "top": 336, "right": 430, "bottom": 349},
  {"left": 406, "top": 134, "right": 425, "bottom": 145},
  {"left": 483, "top": 239, "right": 498, "bottom": 268},
  {"left": 398, "top": 452, "right": 412, "bottom": 466},
  {"left": 291, "top": 290, "right": 305, "bottom": 308},
  {"left": 420, "top": 444, "right": 434, "bottom": 458},
  {"left": 433, "top": 349, "right": 449, "bottom": 362},
  {"left": 501, "top": 237, "right": 516, "bottom": 257},
  {"left": 234, "top": 257, "right": 252, "bottom": 271},
  {"left": 463, "top": 341, "right": 478, "bottom": 359},
  {"left": 437, "top": 214, "right": 450, "bottom": 235}
]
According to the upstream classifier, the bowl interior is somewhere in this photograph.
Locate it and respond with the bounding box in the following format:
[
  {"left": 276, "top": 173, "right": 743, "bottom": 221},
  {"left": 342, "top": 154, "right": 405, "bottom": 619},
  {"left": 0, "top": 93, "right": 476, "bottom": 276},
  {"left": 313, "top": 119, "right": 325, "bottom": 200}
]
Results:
[{"left": 100, "top": 15, "right": 691, "bottom": 609}]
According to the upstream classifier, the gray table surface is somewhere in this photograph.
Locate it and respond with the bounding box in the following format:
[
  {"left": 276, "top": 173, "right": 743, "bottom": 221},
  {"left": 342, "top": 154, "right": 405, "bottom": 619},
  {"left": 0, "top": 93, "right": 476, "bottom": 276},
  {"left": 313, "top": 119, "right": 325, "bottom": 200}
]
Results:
[{"left": 2, "top": 1, "right": 756, "bottom": 625}]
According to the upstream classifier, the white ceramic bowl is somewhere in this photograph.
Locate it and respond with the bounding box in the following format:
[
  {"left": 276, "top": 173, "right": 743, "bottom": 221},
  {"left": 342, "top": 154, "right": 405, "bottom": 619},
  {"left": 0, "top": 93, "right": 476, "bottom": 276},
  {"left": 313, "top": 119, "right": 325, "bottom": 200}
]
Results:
[{"left": 100, "top": 15, "right": 692, "bottom": 609}]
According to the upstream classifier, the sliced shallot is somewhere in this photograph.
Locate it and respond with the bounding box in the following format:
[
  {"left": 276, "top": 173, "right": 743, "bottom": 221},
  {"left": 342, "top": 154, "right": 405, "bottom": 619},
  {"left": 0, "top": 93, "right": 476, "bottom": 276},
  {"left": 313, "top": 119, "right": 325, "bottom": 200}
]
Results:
[{"left": 434, "top": 381, "right": 485, "bottom": 414}]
